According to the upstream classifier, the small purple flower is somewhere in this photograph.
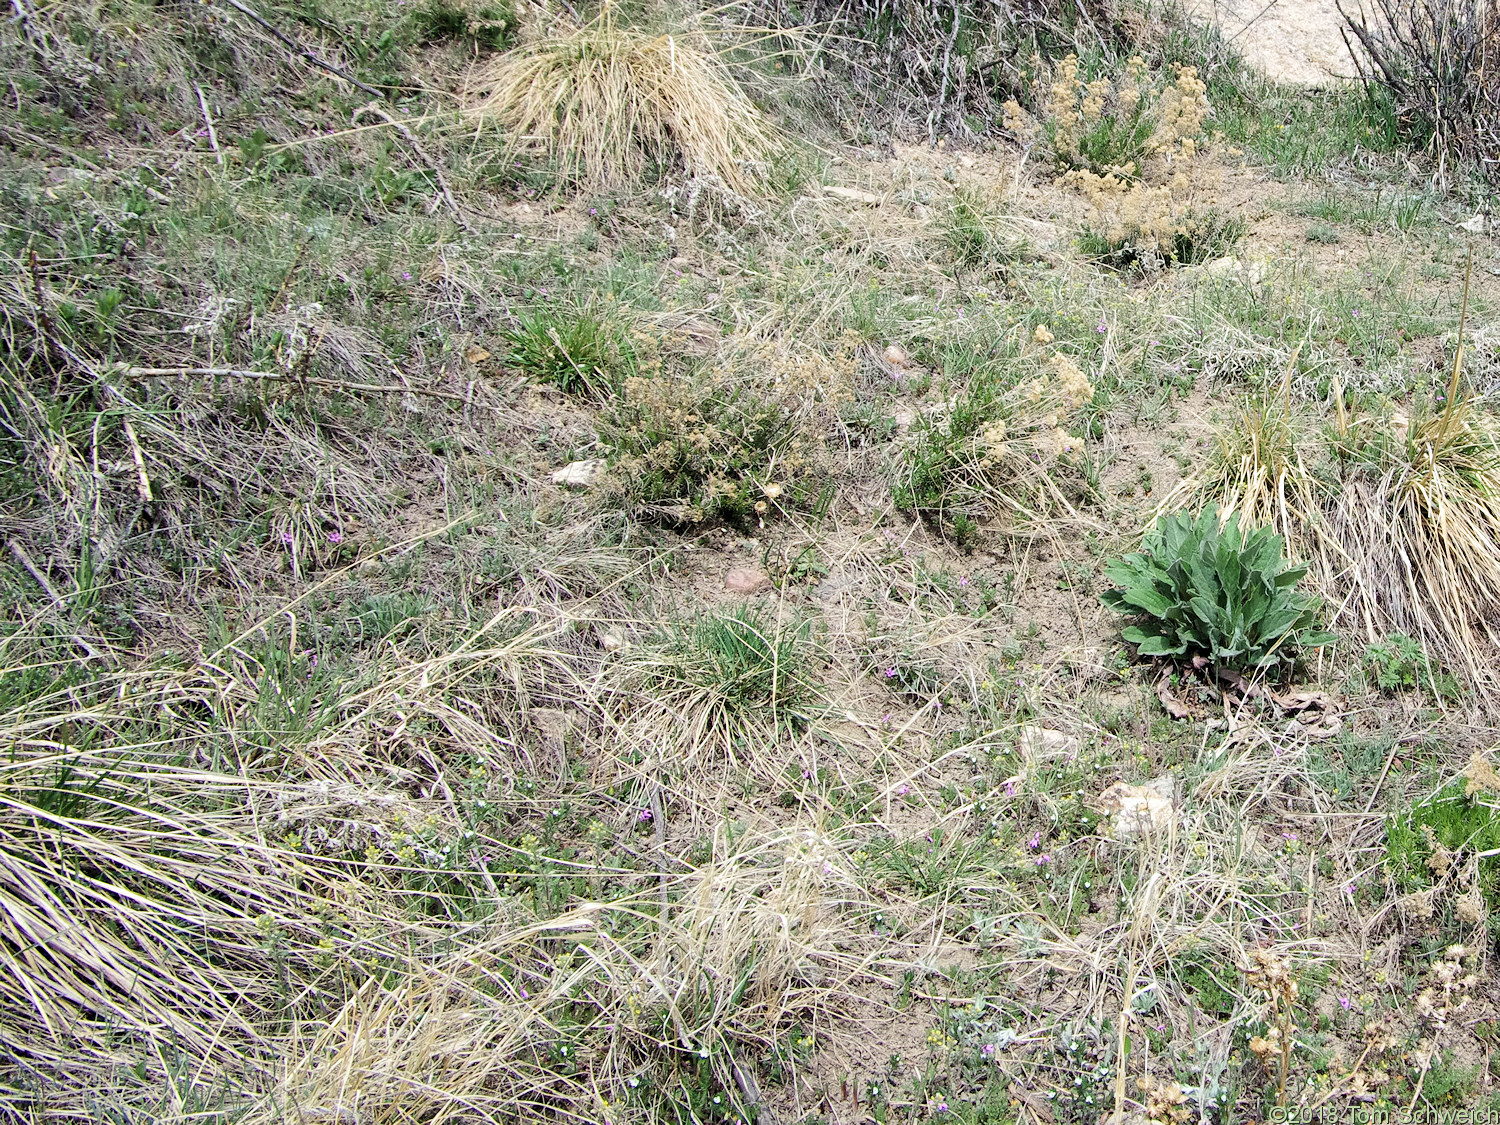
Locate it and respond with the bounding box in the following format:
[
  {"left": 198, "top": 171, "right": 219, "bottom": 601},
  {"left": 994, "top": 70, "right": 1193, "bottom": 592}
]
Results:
[
  {"left": 520, "top": 987, "right": 529, "bottom": 999},
  {"left": 981, "top": 1043, "right": 996, "bottom": 1059},
  {"left": 933, "top": 1101, "right": 950, "bottom": 1115},
  {"left": 589, "top": 207, "right": 598, "bottom": 215},
  {"left": 328, "top": 531, "right": 342, "bottom": 544},
  {"left": 957, "top": 576, "right": 969, "bottom": 587},
  {"left": 278, "top": 530, "right": 294, "bottom": 545},
  {"left": 1003, "top": 779, "right": 1017, "bottom": 798},
  {"left": 1096, "top": 321, "right": 1107, "bottom": 334},
  {"left": 637, "top": 808, "right": 653, "bottom": 822},
  {"left": 883, "top": 667, "right": 897, "bottom": 678},
  {"left": 1035, "top": 853, "right": 1052, "bottom": 865},
  {"left": 1027, "top": 831, "right": 1041, "bottom": 850},
  {"left": 1343, "top": 882, "right": 1356, "bottom": 896},
  {"left": 895, "top": 783, "right": 910, "bottom": 797},
  {"left": 1339, "top": 996, "right": 1353, "bottom": 1010},
  {"left": 1352, "top": 308, "right": 1362, "bottom": 318}
]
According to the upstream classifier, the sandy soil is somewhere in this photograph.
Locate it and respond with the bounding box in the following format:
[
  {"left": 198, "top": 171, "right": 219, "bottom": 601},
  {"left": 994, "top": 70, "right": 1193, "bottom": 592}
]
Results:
[{"left": 1188, "top": 0, "right": 1356, "bottom": 85}]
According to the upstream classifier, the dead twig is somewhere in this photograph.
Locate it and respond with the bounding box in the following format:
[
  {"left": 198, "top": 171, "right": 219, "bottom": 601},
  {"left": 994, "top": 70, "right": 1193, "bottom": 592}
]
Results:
[
  {"left": 351, "top": 102, "right": 467, "bottom": 229},
  {"left": 121, "top": 366, "right": 471, "bottom": 402},
  {"left": 194, "top": 84, "right": 224, "bottom": 166},
  {"left": 215, "top": 0, "right": 385, "bottom": 99}
]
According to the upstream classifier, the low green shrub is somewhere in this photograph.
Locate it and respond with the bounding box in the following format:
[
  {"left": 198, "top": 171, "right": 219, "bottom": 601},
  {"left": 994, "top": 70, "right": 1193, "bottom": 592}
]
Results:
[
  {"left": 1101, "top": 506, "right": 1333, "bottom": 673},
  {"left": 601, "top": 337, "right": 853, "bottom": 526},
  {"left": 1386, "top": 777, "right": 1500, "bottom": 918}
]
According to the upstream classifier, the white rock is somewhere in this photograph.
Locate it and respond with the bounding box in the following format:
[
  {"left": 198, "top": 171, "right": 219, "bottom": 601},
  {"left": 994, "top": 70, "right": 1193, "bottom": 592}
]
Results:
[
  {"left": 1019, "top": 725, "right": 1079, "bottom": 760},
  {"left": 551, "top": 459, "right": 605, "bottom": 487},
  {"left": 1097, "top": 776, "right": 1177, "bottom": 839},
  {"left": 824, "top": 185, "right": 883, "bottom": 205}
]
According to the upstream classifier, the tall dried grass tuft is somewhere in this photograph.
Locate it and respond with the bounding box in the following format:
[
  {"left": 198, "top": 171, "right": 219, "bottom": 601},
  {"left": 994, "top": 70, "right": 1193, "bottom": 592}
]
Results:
[
  {"left": 1159, "top": 386, "right": 1328, "bottom": 563},
  {"left": 269, "top": 826, "right": 880, "bottom": 1125},
  {"left": 1330, "top": 396, "right": 1500, "bottom": 683},
  {"left": 466, "top": 11, "right": 779, "bottom": 191}
]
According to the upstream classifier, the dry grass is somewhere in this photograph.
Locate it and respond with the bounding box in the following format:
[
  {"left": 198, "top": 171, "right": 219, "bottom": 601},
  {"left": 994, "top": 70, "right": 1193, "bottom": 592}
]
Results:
[
  {"left": 465, "top": 11, "right": 780, "bottom": 191},
  {"left": 6, "top": 0, "right": 1500, "bottom": 1115},
  {"left": 1180, "top": 394, "right": 1324, "bottom": 547},
  {"left": 1329, "top": 395, "right": 1500, "bottom": 684}
]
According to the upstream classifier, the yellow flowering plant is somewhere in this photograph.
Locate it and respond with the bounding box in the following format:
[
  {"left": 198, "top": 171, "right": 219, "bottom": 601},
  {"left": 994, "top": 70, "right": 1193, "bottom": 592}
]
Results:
[
  {"left": 1007, "top": 55, "right": 1241, "bottom": 271},
  {"left": 1006, "top": 55, "right": 1208, "bottom": 180}
]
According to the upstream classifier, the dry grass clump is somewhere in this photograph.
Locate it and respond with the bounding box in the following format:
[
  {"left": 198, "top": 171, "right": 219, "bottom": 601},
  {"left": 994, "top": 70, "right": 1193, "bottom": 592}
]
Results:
[
  {"left": 466, "top": 10, "right": 779, "bottom": 190},
  {"left": 271, "top": 824, "right": 883, "bottom": 1125},
  {"left": 1330, "top": 394, "right": 1500, "bottom": 682},
  {"left": 1161, "top": 392, "right": 1328, "bottom": 557},
  {"left": 609, "top": 606, "right": 817, "bottom": 769}
]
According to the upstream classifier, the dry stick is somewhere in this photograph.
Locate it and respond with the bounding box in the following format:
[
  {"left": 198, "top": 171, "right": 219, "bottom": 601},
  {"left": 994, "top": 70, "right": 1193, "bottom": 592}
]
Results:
[
  {"left": 215, "top": 0, "right": 384, "bottom": 98},
  {"left": 1364, "top": 737, "right": 1403, "bottom": 814},
  {"left": 120, "top": 417, "right": 153, "bottom": 502},
  {"left": 7, "top": 539, "right": 110, "bottom": 663},
  {"left": 194, "top": 84, "right": 223, "bottom": 166},
  {"left": 352, "top": 103, "right": 467, "bottom": 229},
  {"left": 927, "top": 4, "right": 961, "bottom": 147},
  {"left": 9, "top": 537, "right": 64, "bottom": 606},
  {"left": 121, "top": 366, "right": 470, "bottom": 402},
  {"left": 27, "top": 248, "right": 63, "bottom": 374},
  {"left": 1438, "top": 239, "right": 1475, "bottom": 442}
]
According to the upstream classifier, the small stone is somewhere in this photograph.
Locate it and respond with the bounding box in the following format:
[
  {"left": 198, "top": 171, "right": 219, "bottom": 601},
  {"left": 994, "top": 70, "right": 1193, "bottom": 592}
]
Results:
[
  {"left": 551, "top": 459, "right": 605, "bottom": 487},
  {"left": 1019, "top": 725, "right": 1079, "bottom": 760},
  {"left": 724, "top": 568, "right": 772, "bottom": 594},
  {"left": 824, "top": 185, "right": 883, "bottom": 205},
  {"left": 883, "top": 344, "right": 910, "bottom": 368},
  {"left": 1097, "top": 777, "right": 1177, "bottom": 839}
]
